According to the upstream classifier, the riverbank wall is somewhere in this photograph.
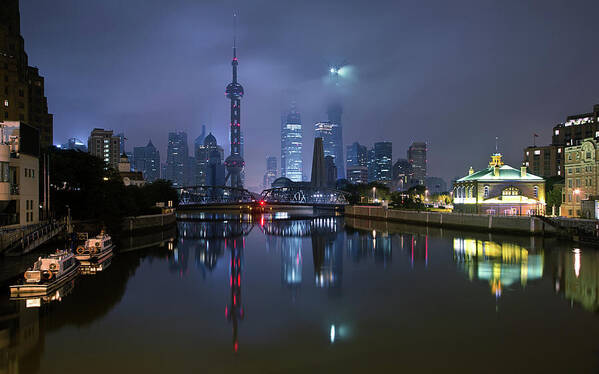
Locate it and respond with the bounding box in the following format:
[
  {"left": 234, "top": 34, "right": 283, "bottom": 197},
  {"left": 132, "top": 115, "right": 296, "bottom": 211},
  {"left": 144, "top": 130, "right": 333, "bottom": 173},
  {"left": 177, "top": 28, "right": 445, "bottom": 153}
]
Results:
[
  {"left": 73, "top": 212, "right": 176, "bottom": 235},
  {"left": 345, "top": 206, "right": 559, "bottom": 236}
]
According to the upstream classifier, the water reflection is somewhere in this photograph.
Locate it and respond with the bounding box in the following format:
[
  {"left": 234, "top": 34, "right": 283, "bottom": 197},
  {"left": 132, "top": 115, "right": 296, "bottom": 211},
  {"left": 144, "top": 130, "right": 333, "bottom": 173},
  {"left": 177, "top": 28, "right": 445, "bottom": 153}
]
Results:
[
  {"left": 453, "top": 238, "right": 544, "bottom": 298},
  {"left": 3, "top": 217, "right": 599, "bottom": 372}
]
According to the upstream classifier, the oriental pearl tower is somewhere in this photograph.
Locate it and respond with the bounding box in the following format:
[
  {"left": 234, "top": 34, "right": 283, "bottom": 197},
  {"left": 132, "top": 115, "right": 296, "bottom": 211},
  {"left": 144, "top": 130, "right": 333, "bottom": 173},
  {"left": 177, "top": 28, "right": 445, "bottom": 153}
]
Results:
[{"left": 224, "top": 14, "right": 245, "bottom": 189}]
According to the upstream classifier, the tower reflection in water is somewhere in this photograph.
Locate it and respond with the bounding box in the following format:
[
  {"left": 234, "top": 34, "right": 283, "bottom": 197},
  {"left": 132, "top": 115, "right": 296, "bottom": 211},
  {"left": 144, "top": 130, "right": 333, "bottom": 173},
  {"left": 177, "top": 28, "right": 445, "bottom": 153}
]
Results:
[
  {"left": 225, "top": 237, "right": 244, "bottom": 353},
  {"left": 346, "top": 229, "right": 392, "bottom": 266},
  {"left": 453, "top": 238, "right": 544, "bottom": 298}
]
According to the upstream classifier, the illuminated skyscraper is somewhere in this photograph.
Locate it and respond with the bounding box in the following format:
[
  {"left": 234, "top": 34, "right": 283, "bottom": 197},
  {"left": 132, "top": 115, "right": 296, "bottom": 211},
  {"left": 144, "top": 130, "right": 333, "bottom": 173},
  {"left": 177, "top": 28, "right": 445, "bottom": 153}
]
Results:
[
  {"left": 408, "top": 142, "right": 427, "bottom": 185},
  {"left": 166, "top": 131, "right": 189, "bottom": 187},
  {"left": 281, "top": 107, "right": 303, "bottom": 182},
  {"left": 263, "top": 156, "right": 277, "bottom": 188},
  {"left": 346, "top": 142, "right": 368, "bottom": 184},
  {"left": 371, "top": 142, "right": 392, "bottom": 183},
  {"left": 326, "top": 103, "right": 345, "bottom": 179}
]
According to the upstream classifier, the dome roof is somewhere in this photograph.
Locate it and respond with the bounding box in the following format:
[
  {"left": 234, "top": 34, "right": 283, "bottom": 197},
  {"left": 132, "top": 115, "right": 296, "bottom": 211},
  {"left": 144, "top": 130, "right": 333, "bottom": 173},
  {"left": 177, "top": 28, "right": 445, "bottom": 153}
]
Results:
[
  {"left": 204, "top": 133, "right": 217, "bottom": 146},
  {"left": 271, "top": 177, "right": 293, "bottom": 188}
]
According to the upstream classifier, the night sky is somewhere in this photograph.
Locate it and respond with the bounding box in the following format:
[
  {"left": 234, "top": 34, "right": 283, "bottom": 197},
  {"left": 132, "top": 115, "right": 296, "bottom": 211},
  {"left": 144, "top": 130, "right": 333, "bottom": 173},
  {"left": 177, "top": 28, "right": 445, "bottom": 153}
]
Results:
[{"left": 19, "top": 0, "right": 599, "bottom": 189}]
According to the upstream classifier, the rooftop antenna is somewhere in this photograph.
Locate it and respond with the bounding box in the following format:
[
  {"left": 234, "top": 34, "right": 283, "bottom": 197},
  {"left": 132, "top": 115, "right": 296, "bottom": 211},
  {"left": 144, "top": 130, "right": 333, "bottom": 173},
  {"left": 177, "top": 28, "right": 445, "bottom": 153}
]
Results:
[
  {"left": 495, "top": 137, "right": 499, "bottom": 153},
  {"left": 233, "top": 11, "right": 237, "bottom": 59}
]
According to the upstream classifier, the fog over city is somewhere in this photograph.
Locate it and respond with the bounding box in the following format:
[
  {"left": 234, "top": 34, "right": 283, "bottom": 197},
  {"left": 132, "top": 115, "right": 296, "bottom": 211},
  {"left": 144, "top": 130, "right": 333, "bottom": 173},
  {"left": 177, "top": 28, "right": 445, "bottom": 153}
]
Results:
[{"left": 20, "top": 0, "right": 599, "bottom": 187}]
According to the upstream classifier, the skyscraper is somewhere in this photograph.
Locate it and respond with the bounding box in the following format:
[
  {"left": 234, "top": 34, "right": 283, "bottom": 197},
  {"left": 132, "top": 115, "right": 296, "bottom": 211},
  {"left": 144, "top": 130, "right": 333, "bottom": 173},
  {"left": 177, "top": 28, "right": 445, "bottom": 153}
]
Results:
[
  {"left": 0, "top": 0, "right": 53, "bottom": 148},
  {"left": 194, "top": 125, "right": 207, "bottom": 153},
  {"left": 224, "top": 23, "right": 245, "bottom": 188},
  {"left": 372, "top": 142, "right": 393, "bottom": 183},
  {"left": 311, "top": 137, "right": 326, "bottom": 188},
  {"left": 281, "top": 107, "right": 303, "bottom": 182},
  {"left": 133, "top": 140, "right": 160, "bottom": 182},
  {"left": 346, "top": 142, "right": 368, "bottom": 184},
  {"left": 392, "top": 158, "right": 413, "bottom": 191},
  {"left": 195, "top": 133, "right": 224, "bottom": 186},
  {"left": 263, "top": 156, "right": 277, "bottom": 188},
  {"left": 88, "top": 128, "right": 120, "bottom": 170},
  {"left": 408, "top": 142, "right": 427, "bottom": 185},
  {"left": 326, "top": 103, "right": 344, "bottom": 179},
  {"left": 314, "top": 121, "right": 343, "bottom": 182},
  {"left": 324, "top": 155, "right": 337, "bottom": 188},
  {"left": 116, "top": 133, "right": 126, "bottom": 154},
  {"left": 166, "top": 131, "right": 189, "bottom": 187}
]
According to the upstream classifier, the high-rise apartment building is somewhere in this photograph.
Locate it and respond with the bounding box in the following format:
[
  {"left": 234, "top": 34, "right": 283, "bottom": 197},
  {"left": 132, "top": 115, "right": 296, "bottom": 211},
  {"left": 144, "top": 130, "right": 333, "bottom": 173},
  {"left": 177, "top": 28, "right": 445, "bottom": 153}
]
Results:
[
  {"left": 0, "top": 0, "right": 53, "bottom": 148},
  {"left": 88, "top": 128, "right": 120, "bottom": 170},
  {"left": 524, "top": 104, "right": 599, "bottom": 178},
  {"left": 165, "top": 131, "right": 189, "bottom": 187},
  {"left": 392, "top": 158, "right": 413, "bottom": 191},
  {"left": 281, "top": 107, "right": 303, "bottom": 182},
  {"left": 263, "top": 156, "right": 277, "bottom": 188},
  {"left": 133, "top": 140, "right": 160, "bottom": 182},
  {"left": 408, "top": 142, "right": 427, "bottom": 185}
]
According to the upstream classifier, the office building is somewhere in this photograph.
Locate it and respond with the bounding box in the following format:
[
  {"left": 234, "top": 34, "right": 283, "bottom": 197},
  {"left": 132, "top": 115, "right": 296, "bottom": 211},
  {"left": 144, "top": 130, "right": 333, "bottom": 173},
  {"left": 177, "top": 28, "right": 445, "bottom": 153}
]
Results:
[
  {"left": 195, "top": 133, "right": 224, "bottom": 186},
  {"left": 392, "top": 158, "right": 413, "bottom": 191},
  {"left": 327, "top": 103, "right": 344, "bottom": 178},
  {"left": 263, "top": 156, "right": 277, "bottom": 188},
  {"left": 311, "top": 137, "right": 326, "bottom": 188},
  {"left": 0, "top": 0, "right": 53, "bottom": 148},
  {"left": 408, "top": 142, "right": 427, "bottom": 185},
  {"left": 281, "top": 107, "right": 303, "bottom": 182},
  {"left": 165, "top": 131, "right": 189, "bottom": 187},
  {"left": 346, "top": 142, "right": 367, "bottom": 168},
  {"left": 314, "top": 121, "right": 343, "bottom": 180},
  {"left": 324, "top": 155, "right": 337, "bottom": 188},
  {"left": 347, "top": 165, "right": 368, "bottom": 184},
  {"left": 0, "top": 121, "right": 40, "bottom": 226},
  {"left": 88, "top": 128, "right": 120, "bottom": 170},
  {"left": 133, "top": 140, "right": 160, "bottom": 182},
  {"left": 371, "top": 142, "right": 392, "bottom": 183}
]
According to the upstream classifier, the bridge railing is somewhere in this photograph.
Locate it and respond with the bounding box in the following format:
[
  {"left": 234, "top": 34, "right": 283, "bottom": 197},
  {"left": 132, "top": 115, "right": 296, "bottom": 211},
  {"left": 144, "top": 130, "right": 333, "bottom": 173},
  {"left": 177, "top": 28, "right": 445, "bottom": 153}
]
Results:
[
  {"left": 177, "top": 185, "right": 255, "bottom": 205},
  {"left": 260, "top": 187, "right": 349, "bottom": 205}
]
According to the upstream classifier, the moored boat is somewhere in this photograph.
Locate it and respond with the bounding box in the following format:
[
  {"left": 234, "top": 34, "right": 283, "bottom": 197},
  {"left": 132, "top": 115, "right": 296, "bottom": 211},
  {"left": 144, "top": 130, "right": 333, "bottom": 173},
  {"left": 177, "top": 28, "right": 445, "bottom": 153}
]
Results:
[
  {"left": 10, "top": 250, "right": 79, "bottom": 297},
  {"left": 74, "top": 232, "right": 114, "bottom": 263}
]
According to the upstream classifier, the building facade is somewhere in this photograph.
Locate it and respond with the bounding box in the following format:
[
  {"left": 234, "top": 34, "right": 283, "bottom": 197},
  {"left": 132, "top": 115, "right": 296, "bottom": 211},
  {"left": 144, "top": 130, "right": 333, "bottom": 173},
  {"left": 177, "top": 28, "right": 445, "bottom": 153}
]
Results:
[
  {"left": 407, "top": 142, "right": 427, "bottom": 185},
  {"left": 118, "top": 153, "right": 145, "bottom": 187},
  {"left": 326, "top": 103, "right": 344, "bottom": 179},
  {"left": 195, "top": 133, "right": 224, "bottom": 186},
  {"left": 0, "top": 121, "right": 39, "bottom": 226},
  {"left": 453, "top": 154, "right": 545, "bottom": 215},
  {"left": 281, "top": 108, "right": 303, "bottom": 182},
  {"left": 0, "top": 0, "right": 53, "bottom": 148},
  {"left": 88, "top": 128, "right": 120, "bottom": 170},
  {"left": 165, "top": 131, "right": 189, "bottom": 187},
  {"left": 560, "top": 138, "right": 599, "bottom": 218},
  {"left": 133, "top": 140, "right": 160, "bottom": 182},
  {"left": 523, "top": 145, "right": 562, "bottom": 178}
]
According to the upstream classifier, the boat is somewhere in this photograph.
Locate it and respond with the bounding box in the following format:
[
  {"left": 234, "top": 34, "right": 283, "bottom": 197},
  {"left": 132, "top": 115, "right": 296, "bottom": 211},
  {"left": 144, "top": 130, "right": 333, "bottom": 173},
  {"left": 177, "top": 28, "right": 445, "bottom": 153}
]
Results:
[
  {"left": 79, "top": 251, "right": 113, "bottom": 275},
  {"left": 74, "top": 231, "right": 114, "bottom": 263},
  {"left": 10, "top": 250, "right": 79, "bottom": 297},
  {"left": 11, "top": 277, "right": 76, "bottom": 307}
]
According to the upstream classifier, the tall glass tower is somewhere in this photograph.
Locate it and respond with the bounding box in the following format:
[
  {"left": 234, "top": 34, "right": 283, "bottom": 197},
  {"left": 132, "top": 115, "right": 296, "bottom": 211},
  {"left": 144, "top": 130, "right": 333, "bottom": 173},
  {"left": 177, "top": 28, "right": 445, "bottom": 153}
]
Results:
[{"left": 281, "top": 107, "right": 303, "bottom": 182}]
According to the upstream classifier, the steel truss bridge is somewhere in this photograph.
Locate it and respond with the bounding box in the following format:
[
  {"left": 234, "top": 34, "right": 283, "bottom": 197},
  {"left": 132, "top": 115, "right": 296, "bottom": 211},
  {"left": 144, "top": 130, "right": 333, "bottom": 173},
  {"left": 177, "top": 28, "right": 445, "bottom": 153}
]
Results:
[
  {"left": 177, "top": 186, "right": 255, "bottom": 206},
  {"left": 177, "top": 185, "right": 349, "bottom": 207},
  {"left": 260, "top": 187, "right": 349, "bottom": 206}
]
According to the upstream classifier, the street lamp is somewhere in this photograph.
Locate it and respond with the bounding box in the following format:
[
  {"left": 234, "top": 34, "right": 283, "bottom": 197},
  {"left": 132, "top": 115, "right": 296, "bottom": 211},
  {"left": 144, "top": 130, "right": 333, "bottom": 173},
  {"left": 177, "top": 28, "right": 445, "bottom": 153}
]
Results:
[{"left": 372, "top": 187, "right": 376, "bottom": 203}]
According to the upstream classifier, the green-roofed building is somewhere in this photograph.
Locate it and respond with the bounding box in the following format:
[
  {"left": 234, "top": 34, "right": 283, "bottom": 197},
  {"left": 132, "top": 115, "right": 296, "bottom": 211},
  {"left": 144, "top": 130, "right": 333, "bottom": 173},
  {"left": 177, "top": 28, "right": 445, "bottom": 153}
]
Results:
[{"left": 453, "top": 154, "right": 546, "bottom": 215}]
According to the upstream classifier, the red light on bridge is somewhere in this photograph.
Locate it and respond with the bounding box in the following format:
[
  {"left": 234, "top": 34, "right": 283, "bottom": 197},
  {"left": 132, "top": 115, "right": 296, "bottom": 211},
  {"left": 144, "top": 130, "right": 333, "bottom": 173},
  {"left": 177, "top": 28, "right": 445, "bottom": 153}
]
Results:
[{"left": 259, "top": 200, "right": 265, "bottom": 206}]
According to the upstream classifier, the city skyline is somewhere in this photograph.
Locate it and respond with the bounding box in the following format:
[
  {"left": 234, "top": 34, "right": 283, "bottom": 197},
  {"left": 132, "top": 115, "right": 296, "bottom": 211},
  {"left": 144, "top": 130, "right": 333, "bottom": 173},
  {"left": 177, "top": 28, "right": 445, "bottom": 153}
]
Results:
[{"left": 17, "top": 0, "right": 599, "bottom": 187}]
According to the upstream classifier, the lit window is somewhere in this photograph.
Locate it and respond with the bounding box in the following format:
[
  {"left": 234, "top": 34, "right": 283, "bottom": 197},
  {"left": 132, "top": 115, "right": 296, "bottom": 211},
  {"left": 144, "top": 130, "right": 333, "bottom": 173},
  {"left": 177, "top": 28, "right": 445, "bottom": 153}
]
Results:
[
  {"left": 558, "top": 148, "right": 562, "bottom": 154},
  {"left": 502, "top": 186, "right": 520, "bottom": 196},
  {"left": 558, "top": 170, "right": 561, "bottom": 176},
  {"left": 555, "top": 130, "right": 559, "bottom": 136},
  {"left": 533, "top": 186, "right": 538, "bottom": 198},
  {"left": 526, "top": 151, "right": 529, "bottom": 156},
  {"left": 534, "top": 150, "right": 541, "bottom": 155},
  {"left": 3, "top": 100, "right": 7, "bottom": 107}
]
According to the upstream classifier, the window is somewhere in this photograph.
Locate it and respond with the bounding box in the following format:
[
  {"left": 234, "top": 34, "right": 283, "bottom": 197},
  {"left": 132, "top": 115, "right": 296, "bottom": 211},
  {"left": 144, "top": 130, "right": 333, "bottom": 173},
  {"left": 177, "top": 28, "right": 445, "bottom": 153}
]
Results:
[
  {"left": 533, "top": 186, "right": 539, "bottom": 198},
  {"left": 555, "top": 129, "right": 560, "bottom": 136},
  {"left": 568, "top": 153, "right": 572, "bottom": 160},
  {"left": 576, "top": 179, "right": 581, "bottom": 187},
  {"left": 534, "top": 150, "right": 541, "bottom": 155},
  {"left": 502, "top": 186, "right": 520, "bottom": 196},
  {"left": 3, "top": 100, "right": 7, "bottom": 107},
  {"left": 587, "top": 152, "right": 591, "bottom": 159},
  {"left": 484, "top": 186, "right": 489, "bottom": 198}
]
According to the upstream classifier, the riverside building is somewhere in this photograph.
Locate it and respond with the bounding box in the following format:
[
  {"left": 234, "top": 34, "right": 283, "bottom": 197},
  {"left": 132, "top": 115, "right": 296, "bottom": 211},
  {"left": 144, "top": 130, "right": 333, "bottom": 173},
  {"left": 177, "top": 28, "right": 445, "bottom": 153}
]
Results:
[
  {"left": 453, "top": 153, "right": 545, "bottom": 215},
  {"left": 560, "top": 138, "right": 599, "bottom": 218}
]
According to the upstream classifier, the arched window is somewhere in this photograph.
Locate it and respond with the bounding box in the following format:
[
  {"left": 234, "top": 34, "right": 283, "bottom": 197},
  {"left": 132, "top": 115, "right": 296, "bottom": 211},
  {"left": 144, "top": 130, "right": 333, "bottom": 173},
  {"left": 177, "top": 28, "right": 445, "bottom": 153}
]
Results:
[
  {"left": 484, "top": 185, "right": 489, "bottom": 198},
  {"left": 533, "top": 186, "right": 538, "bottom": 198},
  {"left": 502, "top": 186, "right": 520, "bottom": 196}
]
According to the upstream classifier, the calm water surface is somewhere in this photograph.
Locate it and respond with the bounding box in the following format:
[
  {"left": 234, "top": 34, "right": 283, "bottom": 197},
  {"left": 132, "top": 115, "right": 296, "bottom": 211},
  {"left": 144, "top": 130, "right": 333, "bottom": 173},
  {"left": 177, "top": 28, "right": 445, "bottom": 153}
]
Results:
[{"left": 1, "top": 216, "right": 599, "bottom": 373}]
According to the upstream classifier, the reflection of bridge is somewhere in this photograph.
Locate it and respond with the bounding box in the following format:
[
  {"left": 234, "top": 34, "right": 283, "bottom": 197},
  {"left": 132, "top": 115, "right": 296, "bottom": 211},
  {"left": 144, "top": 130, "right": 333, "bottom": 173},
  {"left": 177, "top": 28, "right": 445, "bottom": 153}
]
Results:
[{"left": 178, "top": 220, "right": 254, "bottom": 239}]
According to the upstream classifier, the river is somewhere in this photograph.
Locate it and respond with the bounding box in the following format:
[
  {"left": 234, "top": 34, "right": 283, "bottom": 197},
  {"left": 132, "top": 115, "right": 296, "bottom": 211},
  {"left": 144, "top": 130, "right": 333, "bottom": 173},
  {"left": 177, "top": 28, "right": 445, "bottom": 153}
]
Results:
[{"left": 0, "top": 216, "right": 598, "bottom": 373}]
